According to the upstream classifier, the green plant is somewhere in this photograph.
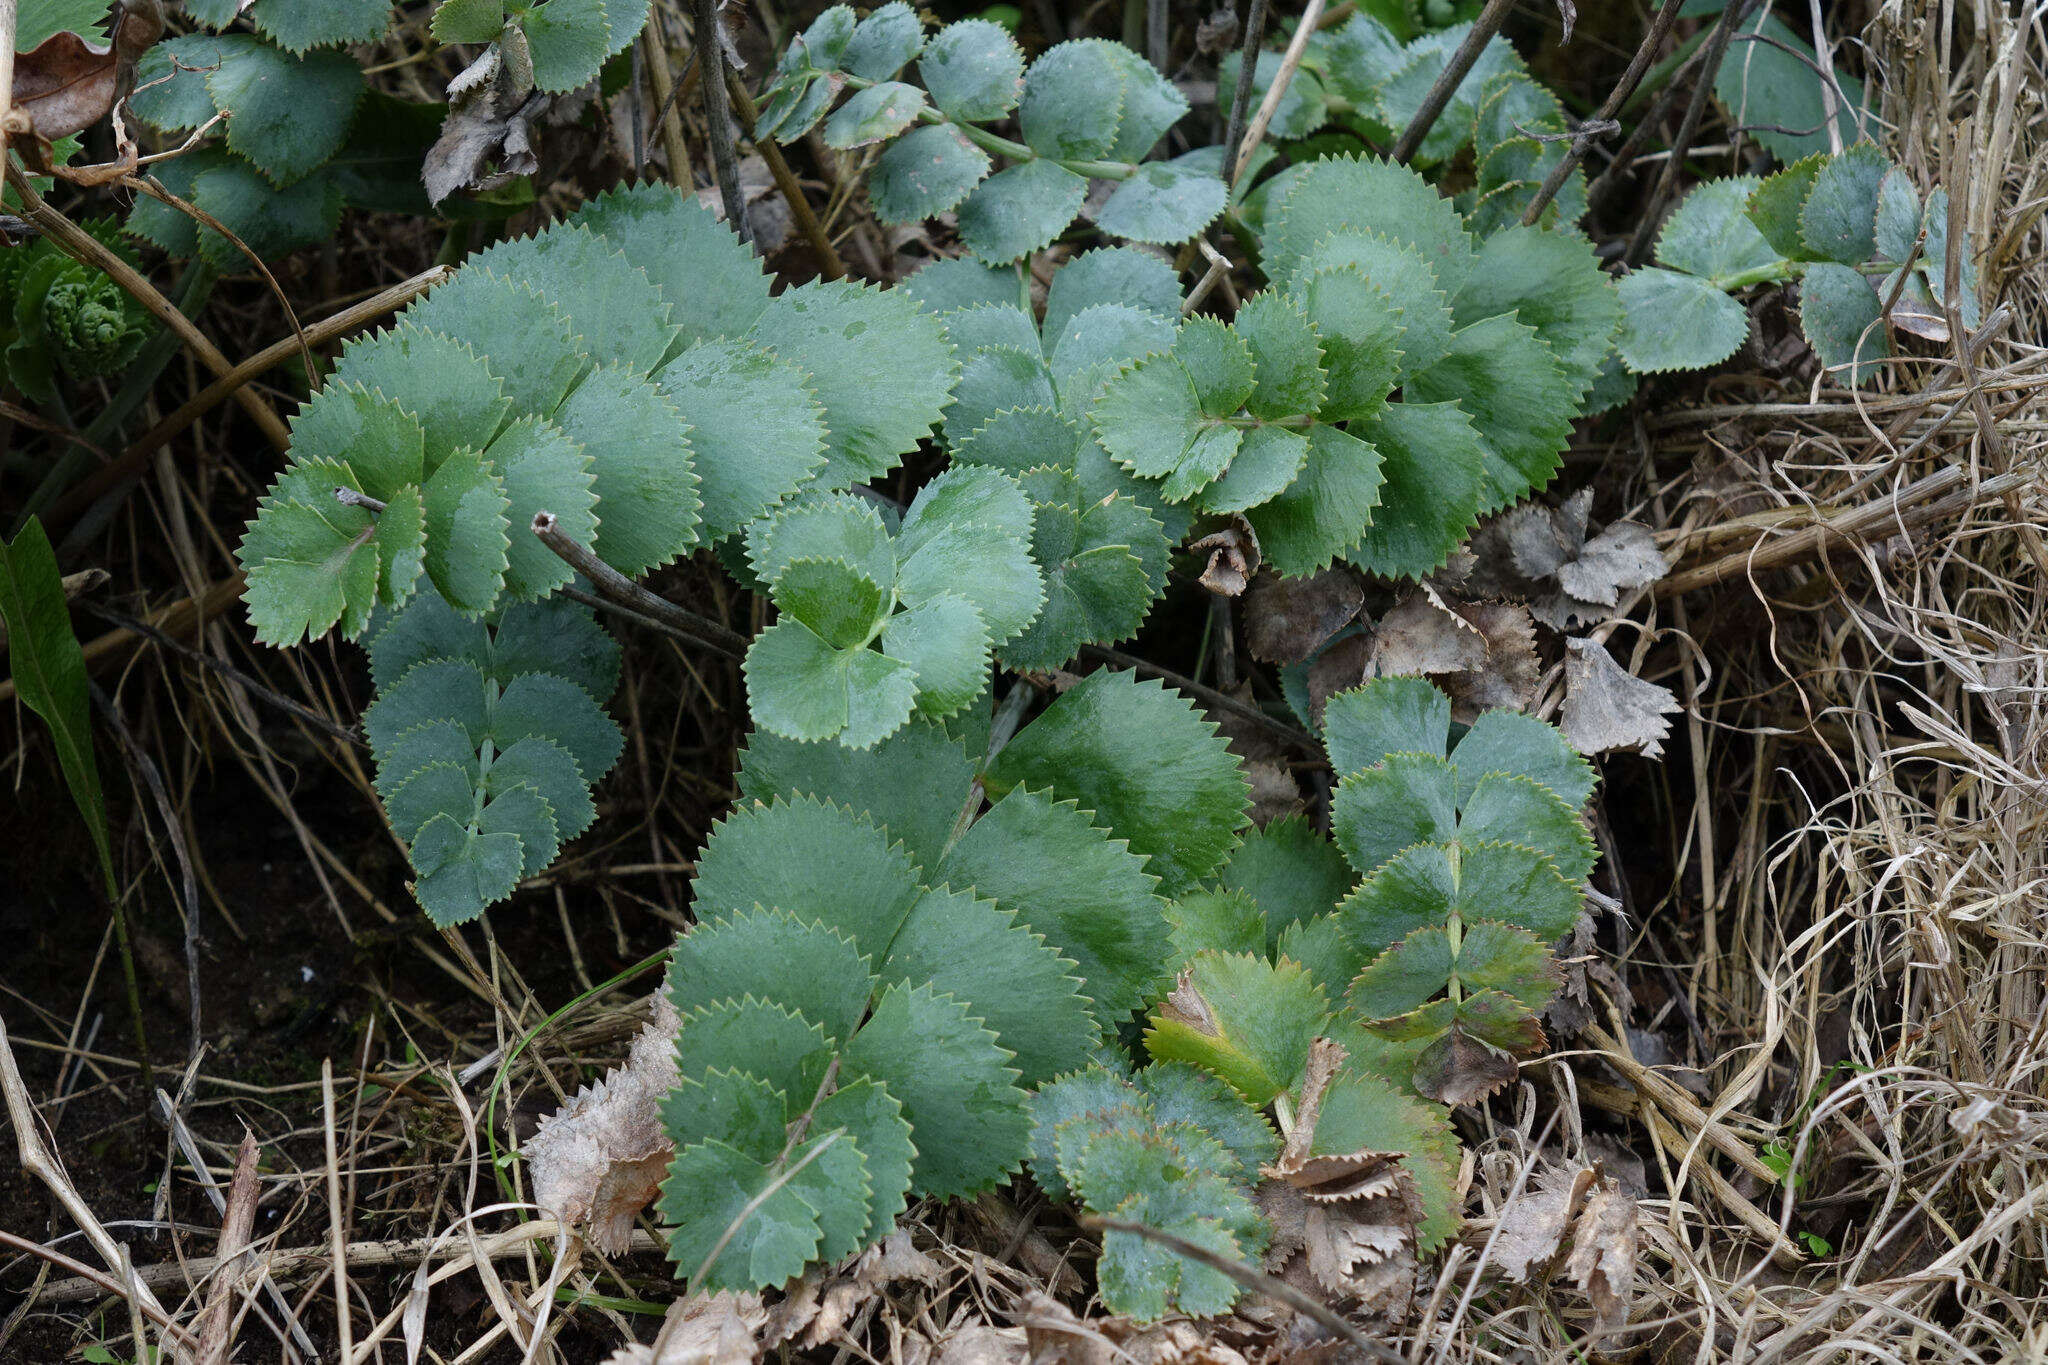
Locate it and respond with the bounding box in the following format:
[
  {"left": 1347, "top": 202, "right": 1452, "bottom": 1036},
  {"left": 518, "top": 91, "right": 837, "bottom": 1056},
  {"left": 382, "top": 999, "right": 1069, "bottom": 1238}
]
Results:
[
  {"left": 657, "top": 668, "right": 1251, "bottom": 1291},
  {"left": 1617, "top": 143, "right": 1979, "bottom": 385},
  {"left": 756, "top": 4, "right": 1225, "bottom": 262},
  {"left": 0, "top": 218, "right": 151, "bottom": 399},
  {"left": 429, "top": 0, "right": 647, "bottom": 93}
]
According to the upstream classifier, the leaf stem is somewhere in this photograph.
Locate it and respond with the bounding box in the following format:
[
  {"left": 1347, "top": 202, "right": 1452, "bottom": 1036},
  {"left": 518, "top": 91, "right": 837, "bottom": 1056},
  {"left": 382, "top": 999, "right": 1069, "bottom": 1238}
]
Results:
[
  {"left": 529, "top": 512, "right": 749, "bottom": 660},
  {"left": 1388, "top": 0, "right": 1515, "bottom": 163}
]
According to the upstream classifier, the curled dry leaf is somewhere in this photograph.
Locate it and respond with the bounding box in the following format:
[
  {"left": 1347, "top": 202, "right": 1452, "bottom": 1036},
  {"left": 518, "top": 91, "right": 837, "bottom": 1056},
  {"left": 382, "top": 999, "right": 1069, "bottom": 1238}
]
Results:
[
  {"left": 1412, "top": 1025, "right": 1518, "bottom": 1107},
  {"left": 766, "top": 1230, "right": 945, "bottom": 1349},
  {"left": 935, "top": 1326, "right": 1030, "bottom": 1365},
  {"left": 1191, "top": 515, "right": 1261, "bottom": 597},
  {"left": 1303, "top": 632, "right": 1372, "bottom": 728},
  {"left": 1243, "top": 569, "right": 1363, "bottom": 665},
  {"left": 1367, "top": 587, "right": 1540, "bottom": 722},
  {"left": 1560, "top": 637, "right": 1681, "bottom": 758},
  {"left": 1258, "top": 1040, "right": 1423, "bottom": 1317},
  {"left": 525, "top": 992, "right": 681, "bottom": 1254},
  {"left": 425, "top": 46, "right": 544, "bottom": 205},
  {"left": 12, "top": 1, "right": 164, "bottom": 142},
  {"left": 1483, "top": 1165, "right": 1595, "bottom": 1282},
  {"left": 1565, "top": 1177, "right": 1638, "bottom": 1333},
  {"left": 1020, "top": 1293, "right": 1248, "bottom": 1365},
  {"left": 1471, "top": 489, "right": 1668, "bottom": 630},
  {"left": 603, "top": 1291, "right": 768, "bottom": 1365}
]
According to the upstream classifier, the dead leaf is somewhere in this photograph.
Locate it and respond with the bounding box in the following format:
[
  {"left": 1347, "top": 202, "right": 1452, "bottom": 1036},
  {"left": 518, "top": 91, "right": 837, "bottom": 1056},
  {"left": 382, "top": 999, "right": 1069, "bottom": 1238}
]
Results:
[
  {"left": 1565, "top": 1178, "right": 1637, "bottom": 1332},
  {"left": 604, "top": 1291, "right": 767, "bottom": 1365},
  {"left": 1484, "top": 1166, "right": 1595, "bottom": 1282},
  {"left": 934, "top": 1326, "right": 1028, "bottom": 1365},
  {"left": 1560, "top": 638, "right": 1681, "bottom": 758},
  {"left": 425, "top": 46, "right": 545, "bottom": 205},
  {"left": 1303, "top": 632, "right": 1372, "bottom": 727},
  {"left": 694, "top": 155, "right": 791, "bottom": 255},
  {"left": 1195, "top": 7, "right": 1241, "bottom": 55},
  {"left": 1370, "top": 588, "right": 1485, "bottom": 678},
  {"left": 1437, "top": 600, "right": 1540, "bottom": 718},
  {"left": 1472, "top": 489, "right": 1669, "bottom": 629},
  {"left": 1366, "top": 588, "right": 1540, "bottom": 722},
  {"left": 525, "top": 992, "right": 681, "bottom": 1254},
  {"left": 1259, "top": 1040, "right": 1423, "bottom": 1316},
  {"left": 1889, "top": 290, "right": 1951, "bottom": 342},
  {"left": 1412, "top": 1025, "right": 1517, "bottom": 1107},
  {"left": 1243, "top": 569, "right": 1364, "bottom": 664},
  {"left": 1191, "top": 516, "right": 1261, "bottom": 597},
  {"left": 1213, "top": 681, "right": 1301, "bottom": 824},
  {"left": 771, "top": 1229, "right": 947, "bottom": 1349},
  {"left": 12, "top": 1, "right": 164, "bottom": 141}
]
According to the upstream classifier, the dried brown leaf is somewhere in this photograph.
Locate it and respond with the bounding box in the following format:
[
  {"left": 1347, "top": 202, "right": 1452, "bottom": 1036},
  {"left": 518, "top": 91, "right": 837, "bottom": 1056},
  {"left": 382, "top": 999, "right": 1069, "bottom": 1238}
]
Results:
[
  {"left": 1484, "top": 1166, "right": 1594, "bottom": 1282},
  {"left": 13, "top": 2, "right": 163, "bottom": 141},
  {"left": 1565, "top": 1179, "right": 1638, "bottom": 1332},
  {"left": 1304, "top": 632, "right": 1372, "bottom": 727},
  {"left": 1192, "top": 516, "right": 1261, "bottom": 597},
  {"left": 1244, "top": 569, "right": 1364, "bottom": 664},
  {"left": 1412, "top": 1025, "right": 1517, "bottom": 1107},
  {"left": 425, "top": 47, "right": 544, "bottom": 205},
  {"left": 1438, "top": 600, "right": 1540, "bottom": 719},
  {"left": 1370, "top": 589, "right": 1485, "bottom": 678},
  {"left": 935, "top": 1326, "right": 1029, "bottom": 1365},
  {"left": 1560, "top": 638, "right": 1681, "bottom": 758},
  {"left": 525, "top": 993, "right": 681, "bottom": 1254},
  {"left": 604, "top": 1291, "right": 767, "bottom": 1365},
  {"left": 1475, "top": 489, "right": 1669, "bottom": 629}
]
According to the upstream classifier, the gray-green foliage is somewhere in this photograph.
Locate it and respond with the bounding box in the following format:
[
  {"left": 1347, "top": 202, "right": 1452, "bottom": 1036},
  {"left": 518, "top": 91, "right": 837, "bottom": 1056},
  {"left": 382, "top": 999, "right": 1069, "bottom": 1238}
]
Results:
[
  {"left": 758, "top": 4, "right": 1225, "bottom": 262},
  {"left": 430, "top": 0, "right": 649, "bottom": 93},
  {"left": 1618, "top": 143, "right": 1978, "bottom": 385},
  {"left": 0, "top": 219, "right": 150, "bottom": 400}
]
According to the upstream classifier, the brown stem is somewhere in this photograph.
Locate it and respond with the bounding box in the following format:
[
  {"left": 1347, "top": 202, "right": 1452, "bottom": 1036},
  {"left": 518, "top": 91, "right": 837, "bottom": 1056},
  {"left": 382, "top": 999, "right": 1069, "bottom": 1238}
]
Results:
[
  {"left": 1389, "top": 0, "right": 1515, "bottom": 163},
  {"left": 1625, "top": 0, "right": 1747, "bottom": 267},
  {"left": 531, "top": 512, "right": 749, "bottom": 658},
  {"left": 725, "top": 68, "right": 847, "bottom": 279},
  {"left": 642, "top": 16, "right": 694, "bottom": 188},
  {"left": 1520, "top": 0, "right": 1689, "bottom": 226},
  {"left": 694, "top": 0, "right": 749, "bottom": 242}
]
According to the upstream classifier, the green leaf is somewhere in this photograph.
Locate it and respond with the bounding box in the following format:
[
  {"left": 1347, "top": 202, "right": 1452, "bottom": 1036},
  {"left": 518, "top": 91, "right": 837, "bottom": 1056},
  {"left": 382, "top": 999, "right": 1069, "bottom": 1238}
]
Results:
[
  {"left": 917, "top": 19, "right": 1026, "bottom": 122},
  {"left": 1233, "top": 291, "right": 1327, "bottom": 421},
  {"left": 751, "top": 280, "right": 958, "bottom": 489},
  {"left": 480, "top": 415, "right": 595, "bottom": 600},
  {"left": 1176, "top": 317, "right": 1256, "bottom": 418},
  {"left": 1338, "top": 839, "right": 1580, "bottom": 958},
  {"left": 1166, "top": 887, "right": 1266, "bottom": 964},
  {"left": 1746, "top": 153, "right": 1826, "bottom": 260},
  {"left": 690, "top": 795, "right": 923, "bottom": 953},
  {"left": 987, "top": 669, "right": 1249, "bottom": 897},
  {"left": 521, "top": 0, "right": 613, "bottom": 92},
  {"left": 659, "top": 1137, "right": 828, "bottom": 1290},
  {"left": 1453, "top": 704, "right": 1595, "bottom": 807},
  {"left": 842, "top": 1, "right": 926, "bottom": 79},
  {"left": 1458, "top": 772, "right": 1596, "bottom": 884},
  {"left": 1262, "top": 155, "right": 1474, "bottom": 298},
  {"left": 0, "top": 520, "right": 115, "bottom": 895},
  {"left": 655, "top": 338, "right": 829, "bottom": 543},
  {"left": 1715, "top": 11, "right": 1868, "bottom": 163},
  {"left": 844, "top": 981, "right": 1030, "bottom": 1197},
  {"left": 1656, "top": 176, "right": 1783, "bottom": 286},
  {"left": 1374, "top": 24, "right": 1520, "bottom": 165},
  {"left": 1450, "top": 226, "right": 1622, "bottom": 401},
  {"left": 904, "top": 256, "right": 1022, "bottom": 316},
  {"left": 1135, "top": 1062, "right": 1280, "bottom": 1183},
  {"left": 1344, "top": 400, "right": 1481, "bottom": 579},
  {"left": 1797, "top": 142, "right": 1890, "bottom": 265},
  {"left": 884, "top": 594, "right": 991, "bottom": 718},
  {"left": 130, "top": 35, "right": 242, "bottom": 133},
  {"left": 958, "top": 160, "right": 1090, "bottom": 264},
  {"left": 749, "top": 494, "right": 895, "bottom": 597},
  {"left": 552, "top": 364, "right": 700, "bottom": 576},
  {"left": 1044, "top": 247, "right": 1181, "bottom": 344},
  {"left": 1331, "top": 752, "right": 1457, "bottom": 874},
  {"left": 1202, "top": 425, "right": 1308, "bottom": 515},
  {"left": 736, "top": 719, "right": 975, "bottom": 872},
  {"left": 1615, "top": 267, "right": 1748, "bottom": 374},
  {"left": 1308, "top": 1068, "right": 1463, "bottom": 1250},
  {"left": 431, "top": 0, "right": 507, "bottom": 45},
  {"left": 1293, "top": 230, "right": 1456, "bottom": 380},
  {"left": 1095, "top": 161, "right": 1228, "bottom": 246},
  {"left": 938, "top": 786, "right": 1170, "bottom": 1021},
  {"left": 1144, "top": 952, "right": 1327, "bottom": 1107},
  {"left": 813, "top": 1078, "right": 917, "bottom": 1245},
  {"left": 669, "top": 906, "right": 874, "bottom": 1044},
  {"left": 206, "top": 41, "right": 367, "bottom": 187},
  {"left": 1000, "top": 471, "right": 1163, "bottom": 671},
  {"left": 190, "top": 160, "right": 346, "bottom": 267},
  {"left": 470, "top": 223, "right": 676, "bottom": 376},
  {"left": 17, "top": 0, "right": 110, "bottom": 47},
  {"left": 1407, "top": 312, "right": 1573, "bottom": 515},
  {"left": 881, "top": 885, "right": 1101, "bottom": 1085},
  {"left": 238, "top": 481, "right": 385, "bottom": 645},
  {"left": 566, "top": 183, "right": 773, "bottom": 346},
  {"left": 1798, "top": 261, "right": 1888, "bottom": 386},
  {"left": 872, "top": 126, "right": 992, "bottom": 222},
  {"left": 1091, "top": 40, "right": 1189, "bottom": 159},
  {"left": 773, "top": 558, "right": 891, "bottom": 649},
  {"left": 249, "top": 0, "right": 391, "bottom": 52},
  {"left": 416, "top": 449, "right": 513, "bottom": 613},
  {"left": 824, "top": 81, "right": 929, "bottom": 149},
  {"left": 1088, "top": 352, "right": 1208, "bottom": 479},
  {"left": 1019, "top": 41, "right": 1126, "bottom": 159},
  {"left": 1324, "top": 673, "right": 1448, "bottom": 779},
  {"left": 1245, "top": 422, "right": 1386, "bottom": 578},
  {"left": 1029, "top": 1067, "right": 1145, "bottom": 1199},
  {"left": 670, "top": 999, "right": 834, "bottom": 1105},
  {"left": 408, "top": 810, "right": 529, "bottom": 925},
  {"left": 402, "top": 268, "right": 585, "bottom": 417},
  {"left": 1218, "top": 815, "right": 1356, "bottom": 951},
  {"left": 1049, "top": 306, "right": 1177, "bottom": 405},
  {"left": 1874, "top": 166, "right": 1921, "bottom": 264},
  {"left": 1295, "top": 266, "right": 1403, "bottom": 423},
  {"left": 327, "top": 324, "right": 512, "bottom": 465}
]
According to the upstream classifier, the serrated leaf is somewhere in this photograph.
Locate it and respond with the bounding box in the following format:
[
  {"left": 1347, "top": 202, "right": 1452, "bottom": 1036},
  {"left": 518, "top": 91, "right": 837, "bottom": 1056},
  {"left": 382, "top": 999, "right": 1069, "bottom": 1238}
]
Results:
[
  {"left": 958, "top": 160, "right": 1090, "bottom": 265},
  {"left": 690, "top": 796, "right": 923, "bottom": 958},
  {"left": 1295, "top": 267, "right": 1403, "bottom": 423},
  {"left": 884, "top": 594, "right": 991, "bottom": 717},
  {"left": 1136, "top": 1061, "right": 1280, "bottom": 1183},
  {"left": 844, "top": 981, "right": 1030, "bottom": 1197},
  {"left": 842, "top": 1, "right": 925, "bottom": 79},
  {"left": 671, "top": 998, "right": 835, "bottom": 1103},
  {"left": 1797, "top": 142, "right": 1890, "bottom": 266},
  {"left": 750, "top": 494, "right": 896, "bottom": 596},
  {"left": 655, "top": 338, "right": 829, "bottom": 543},
  {"left": 1331, "top": 752, "right": 1457, "bottom": 875},
  {"left": 736, "top": 719, "right": 975, "bottom": 872},
  {"left": 131, "top": 34, "right": 239, "bottom": 133},
  {"left": 1264, "top": 157, "right": 1474, "bottom": 300},
  {"left": 1049, "top": 306, "right": 1178, "bottom": 404},
  {"left": 668, "top": 906, "right": 875, "bottom": 1044},
  {"left": 1459, "top": 772, "right": 1595, "bottom": 883},
  {"left": 328, "top": 324, "right": 511, "bottom": 466},
  {"left": 882, "top": 885, "right": 1101, "bottom": 1085},
  {"left": 1450, "top": 227, "right": 1621, "bottom": 400},
  {"left": 1343, "top": 401, "right": 1480, "bottom": 580},
  {"left": 1029, "top": 1067, "right": 1145, "bottom": 1199},
  {"left": 1177, "top": 316, "right": 1256, "bottom": 417},
  {"left": 239, "top": 499, "right": 378, "bottom": 645},
  {"left": 1145, "top": 952, "right": 1327, "bottom": 1107},
  {"left": 1798, "top": 262, "right": 1887, "bottom": 385},
  {"left": 1019, "top": 41, "right": 1125, "bottom": 160},
  {"left": 431, "top": 0, "right": 506, "bottom": 45},
  {"left": 1201, "top": 425, "right": 1308, "bottom": 515},
  {"left": 470, "top": 223, "right": 676, "bottom": 375},
  {"left": 774, "top": 558, "right": 891, "bottom": 649},
  {"left": 1233, "top": 292, "right": 1327, "bottom": 422},
  {"left": 409, "top": 810, "right": 527, "bottom": 925},
  {"left": 1615, "top": 267, "right": 1748, "bottom": 374},
  {"left": 938, "top": 786, "right": 1170, "bottom": 1021},
  {"left": 480, "top": 415, "right": 595, "bottom": 600},
  {"left": 824, "top": 80, "right": 928, "bottom": 149},
  {"left": 1088, "top": 351, "right": 1209, "bottom": 480},
  {"left": 1217, "top": 815, "right": 1355, "bottom": 951},
  {"left": 249, "top": 0, "right": 391, "bottom": 52},
  {"left": 1714, "top": 10, "right": 1867, "bottom": 162},
  {"left": 813, "top": 1079, "right": 917, "bottom": 1246},
  {"left": 896, "top": 468, "right": 1045, "bottom": 642},
  {"left": 1096, "top": 160, "right": 1228, "bottom": 246},
  {"left": 206, "top": 40, "right": 366, "bottom": 187},
  {"left": 917, "top": 18, "right": 1024, "bottom": 121},
  {"left": 1874, "top": 166, "right": 1921, "bottom": 264},
  {"left": 1338, "top": 839, "right": 1579, "bottom": 960},
  {"left": 551, "top": 364, "right": 700, "bottom": 576},
  {"left": 1453, "top": 705, "right": 1595, "bottom": 807},
  {"left": 1000, "top": 476, "right": 1163, "bottom": 671},
  {"left": 872, "top": 125, "right": 991, "bottom": 222},
  {"left": 190, "top": 160, "right": 345, "bottom": 267},
  {"left": 1293, "top": 231, "right": 1455, "bottom": 381},
  {"left": 1166, "top": 887, "right": 1266, "bottom": 964},
  {"left": 1375, "top": 24, "right": 1520, "bottom": 165},
  {"left": 1245, "top": 422, "right": 1385, "bottom": 578},
  {"left": 1745, "top": 153, "right": 1825, "bottom": 260},
  {"left": 659, "top": 1137, "right": 828, "bottom": 1290},
  {"left": 904, "top": 255, "right": 1022, "bottom": 315},
  {"left": 1219, "top": 48, "right": 1327, "bottom": 142},
  {"left": 521, "top": 0, "right": 612, "bottom": 92},
  {"left": 1408, "top": 313, "right": 1573, "bottom": 515},
  {"left": 402, "top": 269, "right": 585, "bottom": 417},
  {"left": 987, "top": 669, "right": 1249, "bottom": 897},
  {"left": 752, "top": 281, "right": 957, "bottom": 489},
  {"left": 1655, "top": 176, "right": 1782, "bottom": 286},
  {"left": 566, "top": 183, "right": 773, "bottom": 346},
  {"left": 1308, "top": 1068, "right": 1463, "bottom": 1250},
  {"left": 1044, "top": 247, "right": 1180, "bottom": 345}
]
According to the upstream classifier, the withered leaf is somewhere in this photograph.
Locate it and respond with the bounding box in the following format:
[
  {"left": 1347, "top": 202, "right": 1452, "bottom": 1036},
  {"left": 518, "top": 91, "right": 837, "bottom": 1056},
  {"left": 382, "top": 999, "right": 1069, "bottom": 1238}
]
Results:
[
  {"left": 1412, "top": 1025, "right": 1517, "bottom": 1107},
  {"left": 1191, "top": 516, "right": 1261, "bottom": 597},
  {"left": 525, "top": 992, "right": 681, "bottom": 1254},
  {"left": 1370, "top": 588, "right": 1485, "bottom": 679},
  {"left": 1215, "top": 681, "right": 1302, "bottom": 824},
  {"left": 1565, "top": 1178, "right": 1638, "bottom": 1333},
  {"left": 424, "top": 46, "right": 544, "bottom": 205},
  {"left": 1244, "top": 569, "right": 1364, "bottom": 665},
  {"left": 1303, "top": 632, "right": 1372, "bottom": 727},
  {"left": 605, "top": 1291, "right": 767, "bottom": 1365},
  {"left": 1367, "top": 588, "right": 1540, "bottom": 722},
  {"left": 934, "top": 1326, "right": 1029, "bottom": 1365},
  {"left": 1437, "top": 600, "right": 1539, "bottom": 718},
  {"left": 1484, "top": 1166, "right": 1594, "bottom": 1282},
  {"left": 1560, "top": 637, "right": 1681, "bottom": 758},
  {"left": 1475, "top": 489, "right": 1669, "bottom": 629},
  {"left": 13, "top": 2, "right": 164, "bottom": 141}
]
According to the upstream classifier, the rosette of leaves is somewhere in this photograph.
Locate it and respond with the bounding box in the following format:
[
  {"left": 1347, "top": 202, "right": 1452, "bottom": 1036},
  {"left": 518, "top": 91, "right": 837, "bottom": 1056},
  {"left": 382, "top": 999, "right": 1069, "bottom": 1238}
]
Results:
[
  {"left": 659, "top": 669, "right": 1252, "bottom": 1289},
  {"left": 900, "top": 248, "right": 1186, "bottom": 669},
  {"left": 0, "top": 219, "right": 151, "bottom": 399},
  {"left": 755, "top": 4, "right": 1225, "bottom": 262},
  {"left": 428, "top": 0, "right": 649, "bottom": 93},
  {"left": 237, "top": 182, "right": 954, "bottom": 647},
  {"left": 359, "top": 589, "right": 623, "bottom": 925},
  {"left": 1100, "top": 157, "right": 1617, "bottom": 580},
  {"left": 741, "top": 469, "right": 1045, "bottom": 748},
  {"left": 1026, "top": 1063, "right": 1278, "bottom": 1320},
  {"left": 1617, "top": 144, "right": 1976, "bottom": 386}
]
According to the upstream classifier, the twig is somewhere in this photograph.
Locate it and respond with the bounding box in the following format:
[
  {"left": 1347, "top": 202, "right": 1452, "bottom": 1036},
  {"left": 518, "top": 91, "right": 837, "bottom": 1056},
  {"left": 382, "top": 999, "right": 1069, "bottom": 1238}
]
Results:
[
  {"left": 695, "top": 0, "right": 749, "bottom": 243},
  {"left": 725, "top": 67, "right": 846, "bottom": 279},
  {"left": 193, "top": 1134, "right": 262, "bottom": 1365},
  {"left": 1220, "top": 0, "right": 1271, "bottom": 189},
  {"left": 2, "top": 161, "right": 291, "bottom": 451},
  {"left": 50, "top": 266, "right": 451, "bottom": 530},
  {"left": 531, "top": 512, "right": 749, "bottom": 658},
  {"left": 1234, "top": 0, "right": 1326, "bottom": 181},
  {"left": 1082, "top": 1216, "right": 1408, "bottom": 1364},
  {"left": 0, "top": 0, "right": 16, "bottom": 167},
  {"left": 0, "top": 1231, "right": 200, "bottom": 1352},
  {"left": 642, "top": 17, "right": 694, "bottom": 188},
  {"left": 1389, "top": 0, "right": 1515, "bottom": 163},
  {"left": 1521, "top": 0, "right": 1688, "bottom": 225},
  {"left": 323, "top": 1060, "right": 354, "bottom": 1363},
  {"left": 1624, "top": 0, "right": 1746, "bottom": 267}
]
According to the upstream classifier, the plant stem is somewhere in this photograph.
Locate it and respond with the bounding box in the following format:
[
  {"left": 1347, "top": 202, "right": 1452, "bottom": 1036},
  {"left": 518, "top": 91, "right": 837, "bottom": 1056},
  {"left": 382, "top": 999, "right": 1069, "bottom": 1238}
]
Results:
[
  {"left": 529, "top": 512, "right": 750, "bottom": 659},
  {"left": 836, "top": 71, "right": 1141, "bottom": 180},
  {"left": 1520, "top": 0, "right": 1689, "bottom": 225},
  {"left": 1221, "top": 0, "right": 1271, "bottom": 189},
  {"left": 1233, "top": 0, "right": 1326, "bottom": 182},
  {"left": 695, "top": 0, "right": 750, "bottom": 242},
  {"left": 725, "top": 68, "right": 846, "bottom": 279},
  {"left": 1625, "top": 0, "right": 1747, "bottom": 267},
  {"left": 1389, "top": 0, "right": 1515, "bottom": 163}
]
